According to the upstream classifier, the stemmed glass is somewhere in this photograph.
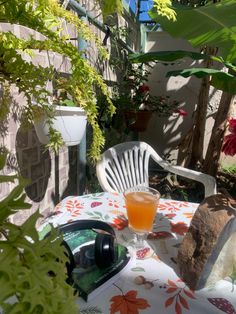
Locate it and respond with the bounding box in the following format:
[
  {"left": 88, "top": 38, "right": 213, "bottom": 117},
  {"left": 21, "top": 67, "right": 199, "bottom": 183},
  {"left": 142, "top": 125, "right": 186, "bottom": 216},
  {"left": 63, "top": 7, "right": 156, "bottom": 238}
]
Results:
[{"left": 124, "top": 186, "right": 160, "bottom": 257}]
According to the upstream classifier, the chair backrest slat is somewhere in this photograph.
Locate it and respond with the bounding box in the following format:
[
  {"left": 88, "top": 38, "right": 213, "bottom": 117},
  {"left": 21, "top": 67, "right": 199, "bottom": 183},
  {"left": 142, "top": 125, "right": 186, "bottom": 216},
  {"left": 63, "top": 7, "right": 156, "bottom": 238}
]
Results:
[
  {"left": 133, "top": 147, "right": 141, "bottom": 185},
  {"left": 123, "top": 150, "right": 133, "bottom": 188},
  {"left": 105, "top": 161, "right": 122, "bottom": 192},
  {"left": 128, "top": 149, "right": 136, "bottom": 187},
  {"left": 109, "top": 152, "right": 125, "bottom": 192},
  {"left": 119, "top": 153, "right": 130, "bottom": 190},
  {"left": 138, "top": 149, "right": 144, "bottom": 184}
]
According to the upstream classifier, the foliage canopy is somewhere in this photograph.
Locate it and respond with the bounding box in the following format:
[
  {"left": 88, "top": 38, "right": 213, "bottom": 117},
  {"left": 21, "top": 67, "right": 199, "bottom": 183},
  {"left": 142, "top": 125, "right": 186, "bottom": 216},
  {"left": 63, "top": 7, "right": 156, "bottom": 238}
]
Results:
[{"left": 150, "top": 0, "right": 236, "bottom": 63}]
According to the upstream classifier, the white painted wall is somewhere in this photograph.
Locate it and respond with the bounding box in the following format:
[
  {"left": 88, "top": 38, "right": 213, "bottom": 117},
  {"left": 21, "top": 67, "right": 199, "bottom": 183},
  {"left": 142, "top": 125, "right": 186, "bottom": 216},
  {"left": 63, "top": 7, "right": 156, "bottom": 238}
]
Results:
[{"left": 140, "top": 30, "right": 226, "bottom": 165}]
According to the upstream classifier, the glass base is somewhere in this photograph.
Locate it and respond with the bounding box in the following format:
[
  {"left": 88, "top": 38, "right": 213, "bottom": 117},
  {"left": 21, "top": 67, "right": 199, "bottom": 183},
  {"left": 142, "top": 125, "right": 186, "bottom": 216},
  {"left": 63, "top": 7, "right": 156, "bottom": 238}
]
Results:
[{"left": 126, "top": 234, "right": 155, "bottom": 260}]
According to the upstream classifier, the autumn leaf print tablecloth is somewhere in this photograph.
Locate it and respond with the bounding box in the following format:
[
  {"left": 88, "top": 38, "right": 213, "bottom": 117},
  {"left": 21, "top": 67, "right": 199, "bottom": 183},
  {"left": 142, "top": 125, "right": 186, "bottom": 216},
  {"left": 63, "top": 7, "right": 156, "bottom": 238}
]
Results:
[{"left": 43, "top": 192, "right": 236, "bottom": 314}]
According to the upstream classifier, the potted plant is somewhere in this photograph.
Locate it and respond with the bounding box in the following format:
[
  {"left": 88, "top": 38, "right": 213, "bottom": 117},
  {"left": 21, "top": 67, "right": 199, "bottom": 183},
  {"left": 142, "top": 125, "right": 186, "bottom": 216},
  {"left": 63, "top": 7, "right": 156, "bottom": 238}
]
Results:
[
  {"left": 112, "top": 65, "right": 181, "bottom": 132},
  {"left": 34, "top": 83, "right": 87, "bottom": 147}
]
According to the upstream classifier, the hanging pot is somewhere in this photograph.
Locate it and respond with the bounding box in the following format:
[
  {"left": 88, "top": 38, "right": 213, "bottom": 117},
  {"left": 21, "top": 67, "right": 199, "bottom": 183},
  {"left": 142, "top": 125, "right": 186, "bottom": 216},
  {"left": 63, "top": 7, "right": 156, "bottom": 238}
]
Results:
[{"left": 34, "top": 105, "right": 87, "bottom": 146}]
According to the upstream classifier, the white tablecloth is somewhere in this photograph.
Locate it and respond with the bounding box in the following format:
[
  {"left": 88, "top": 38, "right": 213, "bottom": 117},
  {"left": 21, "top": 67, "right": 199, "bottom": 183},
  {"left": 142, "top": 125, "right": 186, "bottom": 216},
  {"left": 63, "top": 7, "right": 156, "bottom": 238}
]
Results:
[{"left": 41, "top": 192, "right": 236, "bottom": 314}]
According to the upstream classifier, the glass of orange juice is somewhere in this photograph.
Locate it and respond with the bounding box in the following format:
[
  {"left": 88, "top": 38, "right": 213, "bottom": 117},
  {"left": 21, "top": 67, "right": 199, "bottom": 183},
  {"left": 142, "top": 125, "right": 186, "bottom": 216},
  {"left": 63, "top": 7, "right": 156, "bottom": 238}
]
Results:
[{"left": 124, "top": 186, "right": 160, "bottom": 252}]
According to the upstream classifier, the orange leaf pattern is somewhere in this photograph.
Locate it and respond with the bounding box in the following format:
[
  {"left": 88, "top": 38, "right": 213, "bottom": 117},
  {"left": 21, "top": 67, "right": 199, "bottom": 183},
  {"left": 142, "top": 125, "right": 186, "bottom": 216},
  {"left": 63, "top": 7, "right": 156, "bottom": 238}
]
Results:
[
  {"left": 112, "top": 215, "right": 128, "bottom": 230},
  {"left": 170, "top": 222, "right": 189, "bottom": 235},
  {"left": 183, "top": 212, "right": 194, "bottom": 219},
  {"left": 164, "top": 279, "right": 195, "bottom": 314},
  {"left": 110, "top": 290, "right": 150, "bottom": 314},
  {"left": 65, "top": 199, "right": 84, "bottom": 213}
]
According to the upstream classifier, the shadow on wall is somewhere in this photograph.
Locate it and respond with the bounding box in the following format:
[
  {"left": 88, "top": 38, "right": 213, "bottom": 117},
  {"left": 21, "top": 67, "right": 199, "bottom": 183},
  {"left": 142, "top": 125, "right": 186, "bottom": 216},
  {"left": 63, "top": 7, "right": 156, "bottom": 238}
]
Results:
[
  {"left": 16, "top": 126, "right": 51, "bottom": 202},
  {"left": 140, "top": 31, "right": 201, "bottom": 158},
  {"left": 61, "top": 145, "right": 78, "bottom": 199},
  {"left": 141, "top": 73, "right": 198, "bottom": 159}
]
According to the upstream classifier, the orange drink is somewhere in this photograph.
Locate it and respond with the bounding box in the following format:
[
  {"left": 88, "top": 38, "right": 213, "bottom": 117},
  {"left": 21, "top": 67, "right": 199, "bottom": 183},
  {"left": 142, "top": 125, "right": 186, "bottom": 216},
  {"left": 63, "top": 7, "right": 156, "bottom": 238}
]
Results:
[{"left": 124, "top": 187, "right": 160, "bottom": 234}]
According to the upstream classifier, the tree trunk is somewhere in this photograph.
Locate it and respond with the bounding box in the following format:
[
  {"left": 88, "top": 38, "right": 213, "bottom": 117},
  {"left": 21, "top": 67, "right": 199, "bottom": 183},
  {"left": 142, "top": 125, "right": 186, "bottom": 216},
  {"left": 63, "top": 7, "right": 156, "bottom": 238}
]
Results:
[
  {"left": 203, "top": 92, "right": 235, "bottom": 176},
  {"left": 177, "top": 128, "right": 193, "bottom": 166},
  {"left": 178, "top": 47, "right": 217, "bottom": 169},
  {"left": 187, "top": 75, "right": 210, "bottom": 168}
]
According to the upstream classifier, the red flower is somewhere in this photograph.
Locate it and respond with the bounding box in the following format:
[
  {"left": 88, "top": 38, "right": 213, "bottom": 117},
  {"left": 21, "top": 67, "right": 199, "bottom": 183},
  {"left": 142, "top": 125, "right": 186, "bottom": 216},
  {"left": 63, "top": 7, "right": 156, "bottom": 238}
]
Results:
[
  {"left": 222, "top": 133, "right": 236, "bottom": 156},
  {"left": 175, "top": 108, "right": 188, "bottom": 116},
  {"left": 222, "top": 118, "right": 236, "bottom": 156},
  {"left": 138, "top": 84, "right": 150, "bottom": 93},
  {"left": 228, "top": 118, "right": 236, "bottom": 133}
]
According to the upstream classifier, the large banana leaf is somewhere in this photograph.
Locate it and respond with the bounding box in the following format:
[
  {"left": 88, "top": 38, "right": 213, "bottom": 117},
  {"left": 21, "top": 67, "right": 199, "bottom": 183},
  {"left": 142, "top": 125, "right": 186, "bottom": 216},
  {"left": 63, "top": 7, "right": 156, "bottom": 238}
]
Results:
[
  {"left": 129, "top": 50, "right": 208, "bottom": 63},
  {"left": 167, "top": 68, "right": 236, "bottom": 94},
  {"left": 149, "top": 0, "right": 236, "bottom": 62},
  {"left": 129, "top": 50, "right": 236, "bottom": 93}
]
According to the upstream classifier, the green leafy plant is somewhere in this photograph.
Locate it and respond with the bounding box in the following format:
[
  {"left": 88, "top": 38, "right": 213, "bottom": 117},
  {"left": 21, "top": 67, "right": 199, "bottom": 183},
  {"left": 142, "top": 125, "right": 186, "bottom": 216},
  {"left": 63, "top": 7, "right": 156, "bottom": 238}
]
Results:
[
  {"left": 130, "top": 50, "right": 236, "bottom": 94},
  {"left": 95, "top": 0, "right": 124, "bottom": 21},
  {"left": 222, "top": 164, "right": 236, "bottom": 174},
  {"left": 0, "top": 151, "right": 76, "bottom": 313},
  {"left": 0, "top": 0, "right": 116, "bottom": 162},
  {"left": 111, "top": 64, "right": 180, "bottom": 115}
]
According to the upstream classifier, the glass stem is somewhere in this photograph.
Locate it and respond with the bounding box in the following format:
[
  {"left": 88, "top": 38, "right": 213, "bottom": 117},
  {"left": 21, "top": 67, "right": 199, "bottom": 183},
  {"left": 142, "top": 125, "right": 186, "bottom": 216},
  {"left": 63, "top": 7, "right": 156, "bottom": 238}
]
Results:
[{"left": 134, "top": 233, "right": 146, "bottom": 249}]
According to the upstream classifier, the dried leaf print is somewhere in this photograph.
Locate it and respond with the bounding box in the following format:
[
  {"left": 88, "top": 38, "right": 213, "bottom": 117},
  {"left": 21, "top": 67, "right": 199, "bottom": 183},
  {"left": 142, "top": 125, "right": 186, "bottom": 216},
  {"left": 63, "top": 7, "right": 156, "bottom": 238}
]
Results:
[
  {"left": 165, "top": 296, "right": 175, "bottom": 307},
  {"left": 175, "top": 301, "right": 182, "bottom": 314},
  {"left": 108, "top": 200, "right": 120, "bottom": 208},
  {"left": 168, "top": 280, "right": 177, "bottom": 288},
  {"left": 158, "top": 202, "right": 179, "bottom": 212},
  {"left": 183, "top": 212, "right": 194, "bottom": 219},
  {"left": 170, "top": 222, "right": 189, "bottom": 235},
  {"left": 112, "top": 215, "right": 128, "bottom": 230},
  {"left": 110, "top": 290, "right": 150, "bottom": 314},
  {"left": 71, "top": 209, "right": 81, "bottom": 217},
  {"left": 65, "top": 199, "right": 83, "bottom": 212},
  {"left": 165, "top": 213, "right": 177, "bottom": 219},
  {"left": 208, "top": 298, "right": 236, "bottom": 314},
  {"left": 164, "top": 280, "right": 195, "bottom": 314},
  {"left": 166, "top": 287, "right": 178, "bottom": 293},
  {"left": 179, "top": 295, "right": 189, "bottom": 310},
  {"left": 183, "top": 289, "right": 195, "bottom": 299}
]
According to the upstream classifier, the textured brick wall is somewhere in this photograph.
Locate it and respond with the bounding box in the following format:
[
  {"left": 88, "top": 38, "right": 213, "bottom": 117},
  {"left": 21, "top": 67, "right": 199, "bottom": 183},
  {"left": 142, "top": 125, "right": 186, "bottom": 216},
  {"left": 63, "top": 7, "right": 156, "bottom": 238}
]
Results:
[{"left": 0, "top": 2, "right": 140, "bottom": 224}]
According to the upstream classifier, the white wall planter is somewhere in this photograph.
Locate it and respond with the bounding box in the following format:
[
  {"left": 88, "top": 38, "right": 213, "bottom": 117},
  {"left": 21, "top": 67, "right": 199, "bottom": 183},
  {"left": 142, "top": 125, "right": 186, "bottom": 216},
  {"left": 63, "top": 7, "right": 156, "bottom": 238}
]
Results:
[{"left": 34, "top": 105, "right": 87, "bottom": 146}]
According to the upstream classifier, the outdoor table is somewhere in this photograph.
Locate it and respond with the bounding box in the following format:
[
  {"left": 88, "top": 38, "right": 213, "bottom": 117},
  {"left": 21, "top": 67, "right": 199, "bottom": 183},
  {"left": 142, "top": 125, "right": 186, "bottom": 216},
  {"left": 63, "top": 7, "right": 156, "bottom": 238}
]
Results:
[{"left": 42, "top": 192, "right": 236, "bottom": 314}]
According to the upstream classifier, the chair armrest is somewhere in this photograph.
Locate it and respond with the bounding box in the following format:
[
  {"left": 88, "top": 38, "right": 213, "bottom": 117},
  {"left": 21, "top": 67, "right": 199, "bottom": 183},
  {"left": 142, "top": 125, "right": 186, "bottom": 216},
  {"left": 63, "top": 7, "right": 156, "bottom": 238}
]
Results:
[{"left": 170, "top": 165, "right": 217, "bottom": 197}]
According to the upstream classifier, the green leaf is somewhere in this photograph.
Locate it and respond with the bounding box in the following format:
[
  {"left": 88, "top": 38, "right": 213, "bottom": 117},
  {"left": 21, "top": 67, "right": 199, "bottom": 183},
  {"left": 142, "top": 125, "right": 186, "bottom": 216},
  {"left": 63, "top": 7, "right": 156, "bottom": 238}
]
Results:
[
  {"left": 167, "top": 67, "right": 236, "bottom": 93},
  {"left": 61, "top": 99, "right": 76, "bottom": 107},
  {"left": 0, "top": 174, "right": 18, "bottom": 183},
  {"left": 149, "top": 0, "right": 236, "bottom": 62},
  {"left": 131, "top": 267, "right": 145, "bottom": 272},
  {"left": 96, "top": 0, "right": 123, "bottom": 21},
  {"left": 0, "top": 152, "right": 7, "bottom": 170},
  {"left": 129, "top": 50, "right": 207, "bottom": 63},
  {"left": 21, "top": 209, "right": 42, "bottom": 242},
  {"left": 230, "top": 263, "right": 236, "bottom": 281}
]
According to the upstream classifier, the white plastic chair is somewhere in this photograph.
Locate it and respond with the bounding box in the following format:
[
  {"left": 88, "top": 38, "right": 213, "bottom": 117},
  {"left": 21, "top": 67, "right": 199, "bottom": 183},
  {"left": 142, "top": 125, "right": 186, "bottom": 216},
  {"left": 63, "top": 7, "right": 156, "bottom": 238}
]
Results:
[{"left": 96, "top": 141, "right": 217, "bottom": 198}]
